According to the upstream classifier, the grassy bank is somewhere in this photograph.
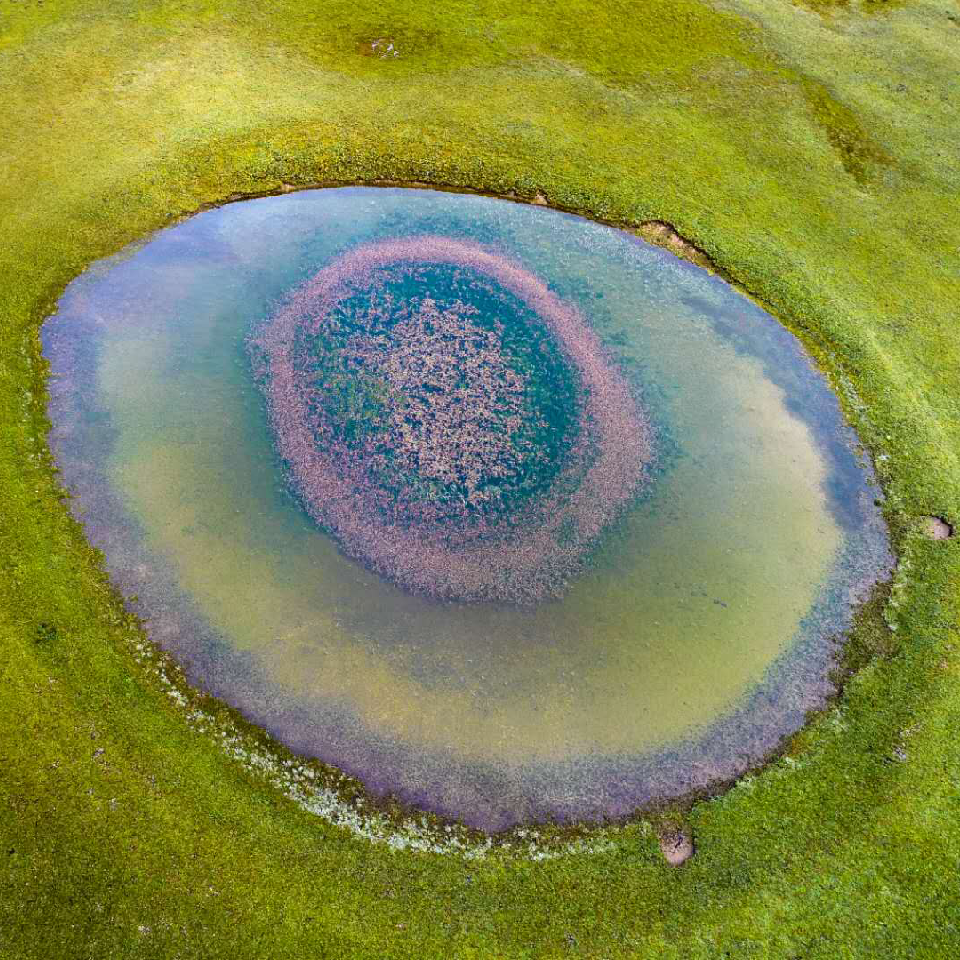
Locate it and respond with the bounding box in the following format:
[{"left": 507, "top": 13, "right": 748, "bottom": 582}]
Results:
[{"left": 1, "top": 0, "right": 958, "bottom": 956}]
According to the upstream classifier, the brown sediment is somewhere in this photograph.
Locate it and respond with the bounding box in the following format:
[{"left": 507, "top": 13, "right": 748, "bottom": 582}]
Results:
[{"left": 252, "top": 235, "right": 654, "bottom": 603}]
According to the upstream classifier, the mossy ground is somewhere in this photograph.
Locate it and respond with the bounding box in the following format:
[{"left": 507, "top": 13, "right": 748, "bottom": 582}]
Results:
[{"left": 1, "top": 0, "right": 958, "bottom": 956}]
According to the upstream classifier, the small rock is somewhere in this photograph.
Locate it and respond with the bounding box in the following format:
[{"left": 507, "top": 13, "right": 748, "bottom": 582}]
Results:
[
  {"left": 924, "top": 516, "right": 954, "bottom": 540},
  {"left": 532, "top": 191, "right": 548, "bottom": 206},
  {"left": 659, "top": 828, "right": 694, "bottom": 866}
]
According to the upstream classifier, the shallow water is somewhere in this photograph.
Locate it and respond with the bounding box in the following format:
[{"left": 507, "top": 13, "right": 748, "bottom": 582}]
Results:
[{"left": 44, "top": 188, "right": 891, "bottom": 830}]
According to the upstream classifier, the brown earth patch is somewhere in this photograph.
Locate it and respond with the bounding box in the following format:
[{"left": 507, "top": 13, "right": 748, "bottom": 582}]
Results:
[
  {"left": 924, "top": 516, "right": 954, "bottom": 540},
  {"left": 637, "top": 220, "right": 719, "bottom": 273},
  {"left": 659, "top": 828, "right": 695, "bottom": 866}
]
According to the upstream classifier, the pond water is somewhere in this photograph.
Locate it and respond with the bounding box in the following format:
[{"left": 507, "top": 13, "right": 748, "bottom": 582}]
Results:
[{"left": 44, "top": 187, "right": 891, "bottom": 831}]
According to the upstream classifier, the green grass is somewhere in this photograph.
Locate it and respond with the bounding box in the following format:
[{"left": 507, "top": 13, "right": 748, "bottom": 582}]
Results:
[{"left": 1, "top": 0, "right": 959, "bottom": 955}]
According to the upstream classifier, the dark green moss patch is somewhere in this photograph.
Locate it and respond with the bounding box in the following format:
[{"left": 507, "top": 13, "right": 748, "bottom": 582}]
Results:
[
  {"left": 803, "top": 80, "right": 893, "bottom": 185},
  {"left": 834, "top": 580, "right": 898, "bottom": 681}
]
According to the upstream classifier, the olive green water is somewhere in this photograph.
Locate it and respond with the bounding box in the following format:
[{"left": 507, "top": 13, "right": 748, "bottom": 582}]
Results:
[{"left": 44, "top": 187, "right": 890, "bottom": 830}]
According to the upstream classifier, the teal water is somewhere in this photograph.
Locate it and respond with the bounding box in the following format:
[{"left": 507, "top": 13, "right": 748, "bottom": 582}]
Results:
[
  {"left": 293, "top": 259, "right": 583, "bottom": 526},
  {"left": 44, "top": 188, "right": 891, "bottom": 830}
]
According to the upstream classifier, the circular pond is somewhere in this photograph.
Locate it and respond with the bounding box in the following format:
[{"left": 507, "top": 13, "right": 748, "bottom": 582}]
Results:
[{"left": 44, "top": 187, "right": 891, "bottom": 831}]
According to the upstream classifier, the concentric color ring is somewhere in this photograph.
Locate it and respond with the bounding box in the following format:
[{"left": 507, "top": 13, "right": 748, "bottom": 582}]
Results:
[{"left": 252, "top": 236, "right": 654, "bottom": 603}]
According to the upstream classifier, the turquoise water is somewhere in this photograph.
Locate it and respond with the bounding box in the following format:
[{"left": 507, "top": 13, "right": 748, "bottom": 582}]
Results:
[
  {"left": 292, "top": 259, "right": 582, "bottom": 527},
  {"left": 44, "top": 188, "right": 891, "bottom": 830}
]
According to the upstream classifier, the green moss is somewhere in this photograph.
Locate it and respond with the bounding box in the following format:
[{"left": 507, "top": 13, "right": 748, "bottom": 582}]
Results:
[
  {"left": 792, "top": 0, "right": 906, "bottom": 16},
  {"left": 803, "top": 80, "right": 893, "bottom": 185},
  {"left": 834, "top": 581, "right": 898, "bottom": 680},
  {"left": 1, "top": 0, "right": 959, "bottom": 956}
]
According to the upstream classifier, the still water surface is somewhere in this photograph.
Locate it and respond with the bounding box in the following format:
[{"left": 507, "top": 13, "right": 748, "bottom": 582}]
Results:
[{"left": 44, "top": 188, "right": 891, "bottom": 829}]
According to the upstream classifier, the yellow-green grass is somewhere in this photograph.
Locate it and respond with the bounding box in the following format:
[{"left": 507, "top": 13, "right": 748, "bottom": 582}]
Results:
[{"left": 1, "top": 0, "right": 958, "bottom": 956}]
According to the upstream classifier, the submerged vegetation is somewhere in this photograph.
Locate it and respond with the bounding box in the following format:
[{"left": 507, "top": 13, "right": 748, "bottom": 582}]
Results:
[
  {"left": 1, "top": 0, "right": 958, "bottom": 957},
  {"left": 254, "top": 236, "right": 651, "bottom": 603}
]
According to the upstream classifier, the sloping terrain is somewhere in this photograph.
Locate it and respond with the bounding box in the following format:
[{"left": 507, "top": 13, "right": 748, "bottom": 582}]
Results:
[{"left": 0, "top": 1, "right": 958, "bottom": 956}]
